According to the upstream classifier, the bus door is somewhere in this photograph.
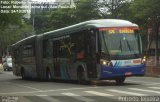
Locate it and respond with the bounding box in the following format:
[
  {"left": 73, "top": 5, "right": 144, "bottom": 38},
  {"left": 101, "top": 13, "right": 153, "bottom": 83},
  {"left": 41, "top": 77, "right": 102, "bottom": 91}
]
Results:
[
  {"left": 53, "top": 40, "right": 61, "bottom": 78},
  {"left": 85, "top": 30, "right": 97, "bottom": 79}
]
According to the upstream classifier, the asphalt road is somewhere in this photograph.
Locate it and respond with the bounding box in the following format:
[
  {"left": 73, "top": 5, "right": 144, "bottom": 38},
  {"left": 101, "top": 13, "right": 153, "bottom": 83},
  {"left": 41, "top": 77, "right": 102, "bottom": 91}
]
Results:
[{"left": 0, "top": 71, "right": 160, "bottom": 102}]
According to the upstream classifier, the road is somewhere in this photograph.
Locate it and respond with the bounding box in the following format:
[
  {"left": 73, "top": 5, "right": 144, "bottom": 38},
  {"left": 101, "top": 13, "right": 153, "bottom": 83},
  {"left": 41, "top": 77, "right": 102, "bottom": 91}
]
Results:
[{"left": 0, "top": 71, "right": 160, "bottom": 102}]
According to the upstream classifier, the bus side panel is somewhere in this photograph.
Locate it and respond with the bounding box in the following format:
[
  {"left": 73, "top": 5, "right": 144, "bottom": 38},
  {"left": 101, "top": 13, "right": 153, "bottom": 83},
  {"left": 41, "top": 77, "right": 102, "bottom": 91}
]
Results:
[
  {"left": 21, "top": 57, "right": 37, "bottom": 78},
  {"left": 59, "top": 58, "right": 71, "bottom": 80},
  {"left": 42, "top": 39, "right": 54, "bottom": 79},
  {"left": 35, "top": 35, "right": 44, "bottom": 80},
  {"left": 21, "top": 42, "right": 37, "bottom": 78},
  {"left": 67, "top": 62, "right": 87, "bottom": 80},
  {"left": 12, "top": 47, "right": 22, "bottom": 76},
  {"left": 12, "top": 36, "right": 37, "bottom": 79}
]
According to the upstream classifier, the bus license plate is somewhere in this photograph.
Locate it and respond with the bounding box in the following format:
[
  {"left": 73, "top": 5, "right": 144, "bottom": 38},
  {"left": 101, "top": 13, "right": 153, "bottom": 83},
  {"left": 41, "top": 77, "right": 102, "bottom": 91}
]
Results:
[{"left": 125, "top": 72, "right": 132, "bottom": 76}]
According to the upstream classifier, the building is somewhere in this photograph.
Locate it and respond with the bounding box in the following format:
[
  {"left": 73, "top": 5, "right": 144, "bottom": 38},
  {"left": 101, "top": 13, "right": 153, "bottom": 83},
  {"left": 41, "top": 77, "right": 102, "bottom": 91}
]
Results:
[
  {"left": 22, "top": 0, "right": 32, "bottom": 19},
  {"left": 55, "top": 0, "right": 75, "bottom": 8},
  {"left": 23, "top": 0, "right": 76, "bottom": 18}
]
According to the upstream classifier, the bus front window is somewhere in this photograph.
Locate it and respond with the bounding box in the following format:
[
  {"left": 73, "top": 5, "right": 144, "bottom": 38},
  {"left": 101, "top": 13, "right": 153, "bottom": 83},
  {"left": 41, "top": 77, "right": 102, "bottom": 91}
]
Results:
[{"left": 100, "top": 28, "right": 141, "bottom": 60}]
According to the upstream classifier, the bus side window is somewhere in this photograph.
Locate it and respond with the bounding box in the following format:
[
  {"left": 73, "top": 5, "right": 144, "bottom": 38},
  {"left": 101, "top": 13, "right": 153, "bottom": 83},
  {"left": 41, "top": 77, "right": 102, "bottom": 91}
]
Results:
[
  {"left": 72, "top": 31, "right": 85, "bottom": 59},
  {"left": 53, "top": 40, "right": 60, "bottom": 58},
  {"left": 22, "top": 44, "right": 34, "bottom": 57}
]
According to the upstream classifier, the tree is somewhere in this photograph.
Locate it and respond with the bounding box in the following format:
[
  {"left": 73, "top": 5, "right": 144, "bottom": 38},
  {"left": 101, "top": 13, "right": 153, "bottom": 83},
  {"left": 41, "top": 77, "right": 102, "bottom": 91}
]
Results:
[
  {"left": 30, "top": 11, "right": 50, "bottom": 34},
  {"left": 0, "top": 0, "right": 31, "bottom": 56},
  {"left": 0, "top": 0, "right": 23, "bottom": 27},
  {"left": 130, "top": 0, "right": 160, "bottom": 65},
  {"left": 0, "top": 22, "right": 32, "bottom": 56},
  {"left": 101, "top": 0, "right": 131, "bottom": 19},
  {"left": 74, "top": 0, "right": 101, "bottom": 22},
  {"left": 49, "top": 0, "right": 101, "bottom": 30},
  {"left": 49, "top": 8, "right": 76, "bottom": 30}
]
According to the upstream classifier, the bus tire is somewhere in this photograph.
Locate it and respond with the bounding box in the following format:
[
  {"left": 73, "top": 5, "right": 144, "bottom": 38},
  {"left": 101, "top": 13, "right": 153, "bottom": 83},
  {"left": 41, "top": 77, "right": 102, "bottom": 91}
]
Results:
[
  {"left": 46, "top": 69, "right": 51, "bottom": 81},
  {"left": 77, "top": 68, "right": 87, "bottom": 84},
  {"left": 115, "top": 77, "right": 125, "bottom": 85}
]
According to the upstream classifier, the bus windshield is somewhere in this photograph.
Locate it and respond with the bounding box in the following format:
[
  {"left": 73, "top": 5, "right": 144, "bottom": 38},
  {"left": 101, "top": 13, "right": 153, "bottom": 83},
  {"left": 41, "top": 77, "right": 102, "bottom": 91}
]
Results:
[{"left": 100, "top": 28, "right": 141, "bottom": 60}]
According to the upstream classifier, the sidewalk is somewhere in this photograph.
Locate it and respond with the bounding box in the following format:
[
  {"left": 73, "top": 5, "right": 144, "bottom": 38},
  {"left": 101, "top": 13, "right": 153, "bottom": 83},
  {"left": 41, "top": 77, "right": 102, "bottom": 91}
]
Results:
[
  {"left": 145, "top": 56, "right": 160, "bottom": 77},
  {"left": 146, "top": 65, "right": 160, "bottom": 77}
]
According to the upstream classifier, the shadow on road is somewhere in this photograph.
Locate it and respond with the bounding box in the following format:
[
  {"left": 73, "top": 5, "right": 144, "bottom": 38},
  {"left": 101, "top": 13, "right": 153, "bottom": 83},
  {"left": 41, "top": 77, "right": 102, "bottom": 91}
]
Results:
[
  {"left": 10, "top": 77, "right": 140, "bottom": 87},
  {"left": 1, "top": 71, "right": 140, "bottom": 87}
]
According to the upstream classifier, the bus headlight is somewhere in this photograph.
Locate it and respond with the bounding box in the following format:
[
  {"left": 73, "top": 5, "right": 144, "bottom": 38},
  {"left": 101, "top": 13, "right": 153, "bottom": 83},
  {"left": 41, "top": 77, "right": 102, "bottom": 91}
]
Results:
[
  {"left": 100, "top": 59, "right": 113, "bottom": 66},
  {"left": 142, "top": 56, "right": 146, "bottom": 64}
]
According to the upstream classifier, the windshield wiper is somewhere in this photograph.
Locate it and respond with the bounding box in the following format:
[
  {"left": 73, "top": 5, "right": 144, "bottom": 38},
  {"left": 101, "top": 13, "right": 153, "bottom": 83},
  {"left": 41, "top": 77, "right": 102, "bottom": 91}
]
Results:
[
  {"left": 101, "top": 33, "right": 110, "bottom": 60},
  {"left": 126, "top": 39, "right": 139, "bottom": 58},
  {"left": 119, "top": 39, "right": 122, "bottom": 53},
  {"left": 126, "top": 39, "right": 132, "bottom": 52}
]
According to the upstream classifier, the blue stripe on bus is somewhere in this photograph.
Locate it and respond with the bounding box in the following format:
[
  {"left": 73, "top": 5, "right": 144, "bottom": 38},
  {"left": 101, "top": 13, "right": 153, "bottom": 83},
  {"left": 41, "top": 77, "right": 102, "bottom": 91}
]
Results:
[
  {"left": 114, "top": 61, "right": 123, "bottom": 67},
  {"left": 100, "top": 64, "right": 146, "bottom": 79}
]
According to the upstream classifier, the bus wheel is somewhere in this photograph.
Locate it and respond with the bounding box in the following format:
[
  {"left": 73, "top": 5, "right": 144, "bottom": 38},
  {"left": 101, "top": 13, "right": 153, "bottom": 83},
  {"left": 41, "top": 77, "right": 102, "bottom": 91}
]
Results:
[
  {"left": 115, "top": 77, "right": 125, "bottom": 85},
  {"left": 46, "top": 70, "right": 51, "bottom": 81},
  {"left": 77, "top": 68, "right": 86, "bottom": 84}
]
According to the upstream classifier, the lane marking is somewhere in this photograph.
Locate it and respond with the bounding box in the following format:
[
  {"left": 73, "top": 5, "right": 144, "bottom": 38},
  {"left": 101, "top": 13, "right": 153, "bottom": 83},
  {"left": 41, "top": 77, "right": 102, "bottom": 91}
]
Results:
[
  {"left": 2, "top": 82, "right": 43, "bottom": 91},
  {"left": 41, "top": 87, "right": 98, "bottom": 93},
  {"left": 129, "top": 88, "right": 160, "bottom": 94},
  {"left": 148, "top": 87, "right": 160, "bottom": 90},
  {"left": 61, "top": 92, "right": 95, "bottom": 102},
  {"left": 23, "top": 86, "right": 42, "bottom": 91},
  {"left": 0, "top": 91, "right": 43, "bottom": 95},
  {"left": 144, "top": 83, "right": 160, "bottom": 85},
  {"left": 35, "top": 95, "right": 61, "bottom": 102},
  {"left": 107, "top": 89, "right": 147, "bottom": 96},
  {"left": 85, "top": 91, "right": 113, "bottom": 96},
  {"left": 126, "top": 80, "right": 160, "bottom": 85},
  {"left": 61, "top": 92, "right": 79, "bottom": 96},
  {"left": 36, "top": 95, "right": 48, "bottom": 97},
  {"left": 0, "top": 87, "right": 98, "bottom": 95}
]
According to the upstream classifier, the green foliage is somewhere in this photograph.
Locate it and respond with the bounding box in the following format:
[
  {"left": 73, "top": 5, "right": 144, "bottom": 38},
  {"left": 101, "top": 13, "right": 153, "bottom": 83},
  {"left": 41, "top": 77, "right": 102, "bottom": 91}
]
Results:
[
  {"left": 49, "top": 8, "right": 76, "bottom": 30},
  {"left": 101, "top": 0, "right": 131, "bottom": 19},
  {"left": 1, "top": 0, "right": 160, "bottom": 56},
  {"left": 74, "top": 0, "right": 101, "bottom": 22},
  {"left": 131, "top": 0, "right": 160, "bottom": 18},
  {"left": 0, "top": 23, "right": 32, "bottom": 55},
  {"left": 48, "top": 0, "right": 101, "bottom": 30},
  {"left": 0, "top": 0, "right": 23, "bottom": 27},
  {"left": 31, "top": 12, "right": 50, "bottom": 34},
  {"left": 32, "top": 0, "right": 102, "bottom": 32},
  {"left": 130, "top": 0, "right": 160, "bottom": 24},
  {"left": 129, "top": 0, "right": 160, "bottom": 34},
  {"left": 0, "top": 0, "right": 27, "bottom": 55},
  {"left": 130, "top": 0, "right": 160, "bottom": 51}
]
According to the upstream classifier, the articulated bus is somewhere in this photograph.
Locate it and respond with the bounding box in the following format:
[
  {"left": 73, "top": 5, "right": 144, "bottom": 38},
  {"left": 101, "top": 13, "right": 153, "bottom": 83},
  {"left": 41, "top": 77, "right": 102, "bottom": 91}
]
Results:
[{"left": 11, "top": 19, "right": 146, "bottom": 84}]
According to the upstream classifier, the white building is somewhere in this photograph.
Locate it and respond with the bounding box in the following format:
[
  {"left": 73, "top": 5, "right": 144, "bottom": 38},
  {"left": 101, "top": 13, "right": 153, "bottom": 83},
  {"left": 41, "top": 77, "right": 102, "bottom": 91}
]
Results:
[
  {"left": 22, "top": 0, "right": 75, "bottom": 18},
  {"left": 55, "top": 0, "right": 75, "bottom": 8},
  {"left": 22, "top": 0, "right": 31, "bottom": 19}
]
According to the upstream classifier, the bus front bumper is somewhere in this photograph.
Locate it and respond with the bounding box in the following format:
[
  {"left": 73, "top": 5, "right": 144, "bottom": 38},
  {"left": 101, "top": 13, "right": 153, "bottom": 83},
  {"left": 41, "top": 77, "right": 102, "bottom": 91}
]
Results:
[{"left": 99, "top": 64, "right": 146, "bottom": 80}]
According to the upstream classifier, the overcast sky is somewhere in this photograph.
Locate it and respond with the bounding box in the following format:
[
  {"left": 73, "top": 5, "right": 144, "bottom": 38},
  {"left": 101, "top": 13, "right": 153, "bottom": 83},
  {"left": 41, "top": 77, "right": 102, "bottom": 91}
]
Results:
[{"left": 31, "top": 0, "right": 55, "bottom": 2}]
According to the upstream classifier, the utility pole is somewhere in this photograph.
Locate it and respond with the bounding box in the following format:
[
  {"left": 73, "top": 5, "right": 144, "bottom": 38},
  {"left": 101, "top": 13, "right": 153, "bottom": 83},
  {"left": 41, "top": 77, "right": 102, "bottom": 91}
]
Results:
[
  {"left": 70, "top": 0, "right": 71, "bottom": 8},
  {"left": 32, "top": 2, "right": 35, "bottom": 35}
]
